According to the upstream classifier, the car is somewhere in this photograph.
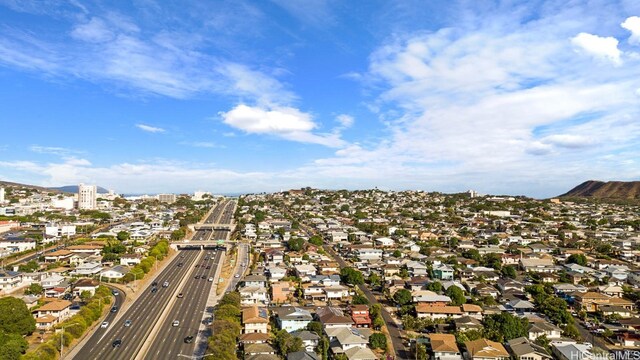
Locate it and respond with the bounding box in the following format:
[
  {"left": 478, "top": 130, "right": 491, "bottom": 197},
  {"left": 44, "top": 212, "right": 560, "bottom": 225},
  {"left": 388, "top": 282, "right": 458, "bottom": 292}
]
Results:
[
  {"left": 177, "top": 263, "right": 183, "bottom": 267},
  {"left": 177, "top": 293, "right": 184, "bottom": 298},
  {"left": 101, "top": 321, "right": 109, "bottom": 328},
  {"left": 124, "top": 320, "right": 132, "bottom": 327},
  {"left": 208, "top": 277, "right": 213, "bottom": 282},
  {"left": 184, "top": 335, "right": 194, "bottom": 343},
  {"left": 112, "top": 339, "right": 122, "bottom": 348},
  {"left": 112, "top": 290, "right": 119, "bottom": 296},
  {"left": 180, "top": 254, "right": 185, "bottom": 258},
  {"left": 151, "top": 287, "right": 158, "bottom": 293},
  {"left": 204, "top": 257, "right": 209, "bottom": 260},
  {"left": 241, "top": 263, "right": 246, "bottom": 267},
  {"left": 172, "top": 320, "right": 180, "bottom": 327},
  {"left": 152, "top": 281, "right": 158, "bottom": 287},
  {"left": 194, "top": 275, "right": 199, "bottom": 279},
  {"left": 111, "top": 306, "right": 118, "bottom": 313},
  {"left": 234, "top": 274, "right": 240, "bottom": 278},
  {"left": 162, "top": 281, "right": 169, "bottom": 287},
  {"left": 206, "top": 266, "right": 211, "bottom": 269},
  {"left": 195, "top": 264, "right": 199, "bottom": 268}
]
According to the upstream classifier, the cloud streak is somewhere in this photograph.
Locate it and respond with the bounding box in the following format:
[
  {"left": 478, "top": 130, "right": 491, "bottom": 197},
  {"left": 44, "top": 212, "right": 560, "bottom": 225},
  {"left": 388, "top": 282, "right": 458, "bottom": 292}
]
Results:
[{"left": 135, "top": 124, "right": 165, "bottom": 133}]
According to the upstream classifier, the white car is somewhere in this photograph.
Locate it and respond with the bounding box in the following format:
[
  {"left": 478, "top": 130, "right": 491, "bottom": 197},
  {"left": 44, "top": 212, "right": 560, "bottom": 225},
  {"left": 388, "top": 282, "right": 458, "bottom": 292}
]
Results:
[
  {"left": 208, "top": 277, "right": 213, "bottom": 282},
  {"left": 101, "top": 321, "right": 109, "bottom": 328},
  {"left": 172, "top": 320, "right": 180, "bottom": 327},
  {"left": 234, "top": 274, "right": 240, "bottom": 278}
]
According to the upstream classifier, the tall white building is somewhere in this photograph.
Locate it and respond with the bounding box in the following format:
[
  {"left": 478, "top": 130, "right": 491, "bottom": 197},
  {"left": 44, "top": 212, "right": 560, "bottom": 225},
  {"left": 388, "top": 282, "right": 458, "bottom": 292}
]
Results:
[
  {"left": 77, "top": 184, "right": 97, "bottom": 210},
  {"left": 157, "top": 194, "right": 176, "bottom": 203},
  {"left": 0, "top": 187, "right": 4, "bottom": 203}
]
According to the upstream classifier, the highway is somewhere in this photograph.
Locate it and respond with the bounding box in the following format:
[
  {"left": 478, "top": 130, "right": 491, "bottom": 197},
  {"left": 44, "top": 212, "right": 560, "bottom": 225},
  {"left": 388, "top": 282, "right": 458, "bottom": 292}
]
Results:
[
  {"left": 203, "top": 201, "right": 227, "bottom": 224},
  {"left": 143, "top": 250, "right": 223, "bottom": 360},
  {"left": 73, "top": 249, "right": 202, "bottom": 360}
]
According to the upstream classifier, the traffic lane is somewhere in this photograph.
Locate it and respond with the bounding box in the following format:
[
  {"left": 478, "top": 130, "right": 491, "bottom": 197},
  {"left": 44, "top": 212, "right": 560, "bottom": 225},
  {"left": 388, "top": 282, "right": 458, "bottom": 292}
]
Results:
[
  {"left": 75, "top": 250, "right": 201, "bottom": 360},
  {"left": 144, "top": 251, "right": 218, "bottom": 359},
  {"left": 145, "top": 251, "right": 222, "bottom": 360},
  {"left": 100, "top": 250, "right": 203, "bottom": 360},
  {"left": 324, "top": 244, "right": 409, "bottom": 360},
  {"left": 227, "top": 244, "right": 249, "bottom": 290},
  {"left": 77, "top": 250, "right": 199, "bottom": 360}
]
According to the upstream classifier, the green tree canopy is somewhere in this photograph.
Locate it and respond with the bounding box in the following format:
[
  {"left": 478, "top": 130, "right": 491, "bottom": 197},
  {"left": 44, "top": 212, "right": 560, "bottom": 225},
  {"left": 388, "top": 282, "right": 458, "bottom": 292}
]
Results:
[
  {"left": 369, "top": 332, "right": 387, "bottom": 350},
  {"left": 0, "top": 296, "right": 35, "bottom": 336},
  {"left": 446, "top": 286, "right": 466, "bottom": 306},
  {"left": 287, "top": 237, "right": 305, "bottom": 252},
  {"left": 567, "top": 254, "right": 587, "bottom": 266},
  {"left": 482, "top": 312, "right": 528, "bottom": 342},
  {"left": 340, "top": 267, "right": 364, "bottom": 286},
  {"left": 393, "top": 289, "right": 413, "bottom": 306}
]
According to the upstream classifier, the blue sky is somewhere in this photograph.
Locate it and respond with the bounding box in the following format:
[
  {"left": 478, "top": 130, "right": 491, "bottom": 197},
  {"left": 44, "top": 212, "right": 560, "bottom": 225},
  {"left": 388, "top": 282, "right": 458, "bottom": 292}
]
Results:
[{"left": 1, "top": 0, "right": 640, "bottom": 198}]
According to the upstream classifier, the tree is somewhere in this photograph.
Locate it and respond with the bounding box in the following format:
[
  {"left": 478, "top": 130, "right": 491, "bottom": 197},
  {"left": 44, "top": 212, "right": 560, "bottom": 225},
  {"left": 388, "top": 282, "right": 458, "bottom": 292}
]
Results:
[
  {"left": 24, "top": 283, "right": 43, "bottom": 296},
  {"left": 393, "top": 289, "right": 413, "bottom": 306},
  {"left": 215, "top": 304, "right": 241, "bottom": 323},
  {"left": 482, "top": 312, "right": 528, "bottom": 342},
  {"left": 446, "top": 286, "right": 466, "bottom": 306},
  {"left": 501, "top": 265, "right": 517, "bottom": 279},
  {"left": 116, "top": 231, "right": 130, "bottom": 241},
  {"left": 369, "top": 332, "right": 387, "bottom": 350},
  {"left": 287, "top": 238, "right": 305, "bottom": 252},
  {"left": 316, "top": 336, "right": 329, "bottom": 360},
  {"left": 567, "top": 254, "right": 587, "bottom": 266},
  {"left": 306, "top": 321, "right": 323, "bottom": 335},
  {"left": 351, "top": 294, "right": 369, "bottom": 305},
  {"left": 367, "top": 272, "right": 381, "bottom": 287},
  {"left": 18, "top": 260, "right": 39, "bottom": 273},
  {"left": 392, "top": 249, "right": 402, "bottom": 258},
  {"left": 309, "top": 235, "right": 323, "bottom": 246},
  {"left": 0, "top": 332, "right": 28, "bottom": 360},
  {"left": 373, "top": 315, "right": 385, "bottom": 330},
  {"left": 0, "top": 296, "right": 35, "bottom": 336},
  {"left": 274, "top": 329, "right": 303, "bottom": 355},
  {"left": 481, "top": 253, "right": 502, "bottom": 270},
  {"left": 340, "top": 267, "right": 364, "bottom": 286},
  {"left": 426, "top": 281, "right": 443, "bottom": 292},
  {"left": 79, "top": 290, "right": 92, "bottom": 303},
  {"left": 562, "top": 324, "right": 582, "bottom": 341},
  {"left": 218, "top": 291, "right": 241, "bottom": 308}
]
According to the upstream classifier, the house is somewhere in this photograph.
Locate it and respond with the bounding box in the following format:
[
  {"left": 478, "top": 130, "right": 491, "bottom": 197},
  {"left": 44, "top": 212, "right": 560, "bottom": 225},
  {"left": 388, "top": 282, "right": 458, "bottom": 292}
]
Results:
[
  {"left": 330, "top": 231, "right": 348, "bottom": 243},
  {"left": 416, "top": 304, "right": 463, "bottom": 319},
  {"left": 271, "top": 281, "right": 293, "bottom": 304},
  {"left": 44, "top": 249, "right": 73, "bottom": 263},
  {"left": 433, "top": 264, "right": 455, "bottom": 280},
  {"left": 552, "top": 342, "right": 593, "bottom": 360},
  {"left": 244, "top": 343, "right": 278, "bottom": 357},
  {"left": 326, "top": 326, "right": 370, "bottom": 351},
  {"left": 454, "top": 316, "right": 483, "bottom": 332},
  {"left": 41, "top": 274, "right": 65, "bottom": 289},
  {"left": 374, "top": 237, "right": 394, "bottom": 247},
  {"left": 290, "top": 330, "right": 320, "bottom": 352},
  {"left": 295, "top": 264, "right": 318, "bottom": 280},
  {"left": 412, "top": 290, "right": 451, "bottom": 305},
  {"left": 355, "top": 248, "right": 383, "bottom": 261},
  {"left": 428, "top": 333, "right": 463, "bottom": 360},
  {"left": 66, "top": 244, "right": 102, "bottom": 256},
  {"left": 70, "top": 262, "right": 103, "bottom": 276},
  {"left": 616, "top": 333, "right": 640, "bottom": 348},
  {"left": 0, "top": 235, "right": 36, "bottom": 253},
  {"left": 33, "top": 299, "right": 72, "bottom": 322},
  {"left": 288, "top": 351, "right": 320, "bottom": 360},
  {"left": 239, "top": 286, "right": 269, "bottom": 305},
  {"left": 100, "top": 265, "right": 130, "bottom": 280},
  {"left": 350, "top": 305, "right": 372, "bottom": 328},
  {"left": 275, "top": 307, "right": 313, "bottom": 333},
  {"left": 527, "top": 321, "right": 562, "bottom": 341},
  {"left": 406, "top": 261, "right": 429, "bottom": 276},
  {"left": 120, "top": 254, "right": 143, "bottom": 266},
  {"left": 267, "top": 266, "right": 287, "bottom": 282},
  {"left": 325, "top": 285, "right": 349, "bottom": 300},
  {"left": 316, "top": 307, "right": 354, "bottom": 329},
  {"left": 519, "top": 258, "right": 557, "bottom": 273},
  {"left": 507, "top": 337, "right": 552, "bottom": 360},
  {"left": 73, "top": 278, "right": 100, "bottom": 296},
  {"left": 35, "top": 314, "right": 59, "bottom": 330},
  {"left": 343, "top": 346, "right": 378, "bottom": 360},
  {"left": 239, "top": 332, "right": 270, "bottom": 346},
  {"left": 242, "top": 306, "right": 269, "bottom": 334},
  {"left": 573, "top": 292, "right": 611, "bottom": 312},
  {"left": 243, "top": 274, "right": 269, "bottom": 288},
  {"left": 465, "top": 338, "right": 509, "bottom": 360},
  {"left": 0, "top": 269, "right": 21, "bottom": 290}
]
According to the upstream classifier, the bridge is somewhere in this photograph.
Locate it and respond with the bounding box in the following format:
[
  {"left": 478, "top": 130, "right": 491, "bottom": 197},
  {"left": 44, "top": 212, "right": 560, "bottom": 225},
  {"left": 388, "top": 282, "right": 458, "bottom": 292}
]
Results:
[{"left": 193, "top": 223, "right": 235, "bottom": 231}]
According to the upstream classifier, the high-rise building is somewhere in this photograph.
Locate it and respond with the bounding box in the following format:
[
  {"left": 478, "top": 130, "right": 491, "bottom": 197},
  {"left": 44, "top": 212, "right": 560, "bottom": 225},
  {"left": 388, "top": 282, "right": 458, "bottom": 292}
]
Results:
[
  {"left": 157, "top": 193, "right": 176, "bottom": 203},
  {"left": 0, "top": 187, "right": 4, "bottom": 203},
  {"left": 78, "top": 184, "right": 97, "bottom": 210}
]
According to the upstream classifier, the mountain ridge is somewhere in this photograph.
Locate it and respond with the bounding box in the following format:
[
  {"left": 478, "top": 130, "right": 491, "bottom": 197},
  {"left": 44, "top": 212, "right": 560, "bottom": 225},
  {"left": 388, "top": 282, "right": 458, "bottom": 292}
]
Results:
[{"left": 560, "top": 180, "right": 640, "bottom": 199}]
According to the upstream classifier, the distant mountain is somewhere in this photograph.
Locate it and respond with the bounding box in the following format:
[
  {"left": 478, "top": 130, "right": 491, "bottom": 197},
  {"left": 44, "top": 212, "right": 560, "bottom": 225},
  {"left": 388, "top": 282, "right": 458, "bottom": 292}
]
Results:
[
  {"left": 49, "top": 185, "right": 109, "bottom": 194},
  {"left": 560, "top": 180, "right": 640, "bottom": 199},
  {"left": 0, "top": 180, "right": 58, "bottom": 192}
]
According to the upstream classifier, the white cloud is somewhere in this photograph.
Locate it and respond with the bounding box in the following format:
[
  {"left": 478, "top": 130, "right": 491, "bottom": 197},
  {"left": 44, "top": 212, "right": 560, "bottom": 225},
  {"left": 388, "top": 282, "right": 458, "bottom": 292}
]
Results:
[
  {"left": 29, "top": 145, "right": 82, "bottom": 156},
  {"left": 571, "top": 32, "right": 622, "bottom": 65},
  {"left": 179, "top": 141, "right": 224, "bottom": 148},
  {"left": 221, "top": 104, "right": 345, "bottom": 147},
  {"left": 621, "top": 16, "right": 640, "bottom": 44},
  {"left": 541, "top": 134, "right": 596, "bottom": 149},
  {"left": 335, "top": 114, "right": 354, "bottom": 128},
  {"left": 135, "top": 123, "right": 165, "bottom": 133},
  {"left": 71, "top": 18, "right": 114, "bottom": 43}
]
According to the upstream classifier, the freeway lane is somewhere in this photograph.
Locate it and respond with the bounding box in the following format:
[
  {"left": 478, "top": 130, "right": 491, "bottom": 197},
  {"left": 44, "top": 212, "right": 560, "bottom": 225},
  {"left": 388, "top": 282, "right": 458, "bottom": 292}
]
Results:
[
  {"left": 73, "top": 249, "right": 201, "bottom": 360},
  {"left": 143, "top": 250, "right": 224, "bottom": 360}
]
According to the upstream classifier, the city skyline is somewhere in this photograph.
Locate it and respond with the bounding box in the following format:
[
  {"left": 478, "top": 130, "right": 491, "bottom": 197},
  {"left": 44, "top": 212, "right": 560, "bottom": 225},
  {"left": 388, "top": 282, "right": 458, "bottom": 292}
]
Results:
[{"left": 1, "top": 1, "right": 640, "bottom": 198}]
